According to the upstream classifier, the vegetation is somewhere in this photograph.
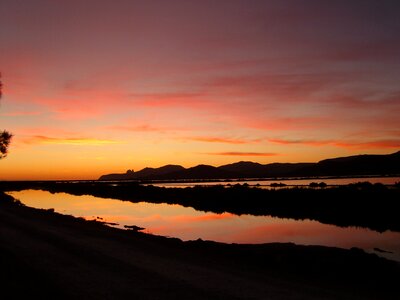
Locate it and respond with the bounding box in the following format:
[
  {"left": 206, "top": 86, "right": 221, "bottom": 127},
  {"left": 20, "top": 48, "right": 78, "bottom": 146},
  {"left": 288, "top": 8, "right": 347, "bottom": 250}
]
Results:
[{"left": 0, "top": 73, "right": 12, "bottom": 159}]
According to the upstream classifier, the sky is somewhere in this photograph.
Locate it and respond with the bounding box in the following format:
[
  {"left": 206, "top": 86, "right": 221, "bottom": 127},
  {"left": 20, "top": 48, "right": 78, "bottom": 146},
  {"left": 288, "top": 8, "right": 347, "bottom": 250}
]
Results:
[{"left": 1, "top": 0, "right": 399, "bottom": 180}]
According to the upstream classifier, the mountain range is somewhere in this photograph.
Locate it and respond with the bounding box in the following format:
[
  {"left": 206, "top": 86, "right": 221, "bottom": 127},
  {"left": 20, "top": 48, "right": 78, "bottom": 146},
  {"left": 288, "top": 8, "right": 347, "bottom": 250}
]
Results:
[{"left": 98, "top": 151, "right": 400, "bottom": 181}]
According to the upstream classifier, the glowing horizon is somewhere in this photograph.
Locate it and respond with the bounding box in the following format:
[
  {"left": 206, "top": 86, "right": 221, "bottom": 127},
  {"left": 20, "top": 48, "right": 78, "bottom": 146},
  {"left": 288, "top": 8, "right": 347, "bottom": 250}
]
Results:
[{"left": 1, "top": 0, "right": 399, "bottom": 180}]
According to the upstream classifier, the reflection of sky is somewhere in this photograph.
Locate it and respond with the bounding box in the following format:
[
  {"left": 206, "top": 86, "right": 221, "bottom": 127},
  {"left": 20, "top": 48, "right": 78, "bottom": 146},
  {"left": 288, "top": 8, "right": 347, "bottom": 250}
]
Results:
[{"left": 8, "top": 189, "right": 400, "bottom": 261}]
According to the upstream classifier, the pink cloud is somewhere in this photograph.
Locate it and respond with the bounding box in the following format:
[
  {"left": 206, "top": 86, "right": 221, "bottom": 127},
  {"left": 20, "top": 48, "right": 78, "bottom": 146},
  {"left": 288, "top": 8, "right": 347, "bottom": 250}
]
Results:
[
  {"left": 22, "top": 135, "right": 121, "bottom": 146},
  {"left": 129, "top": 92, "right": 207, "bottom": 108},
  {"left": 185, "top": 136, "right": 262, "bottom": 144},
  {"left": 323, "top": 91, "right": 400, "bottom": 110},
  {"left": 242, "top": 116, "right": 332, "bottom": 131},
  {"left": 0, "top": 111, "right": 42, "bottom": 117},
  {"left": 269, "top": 139, "right": 332, "bottom": 147},
  {"left": 206, "top": 152, "right": 279, "bottom": 157},
  {"left": 205, "top": 73, "right": 346, "bottom": 101},
  {"left": 323, "top": 39, "right": 400, "bottom": 62},
  {"left": 335, "top": 140, "right": 400, "bottom": 150},
  {"left": 269, "top": 138, "right": 400, "bottom": 150},
  {"left": 29, "top": 89, "right": 212, "bottom": 120},
  {"left": 11, "top": 127, "right": 78, "bottom": 137},
  {"left": 107, "top": 124, "right": 165, "bottom": 133}
]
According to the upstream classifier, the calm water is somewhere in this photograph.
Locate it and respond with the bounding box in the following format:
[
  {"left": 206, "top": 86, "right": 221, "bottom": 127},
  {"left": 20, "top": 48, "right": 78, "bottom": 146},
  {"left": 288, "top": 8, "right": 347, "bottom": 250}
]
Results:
[
  {"left": 7, "top": 189, "right": 400, "bottom": 261},
  {"left": 143, "top": 176, "right": 400, "bottom": 188}
]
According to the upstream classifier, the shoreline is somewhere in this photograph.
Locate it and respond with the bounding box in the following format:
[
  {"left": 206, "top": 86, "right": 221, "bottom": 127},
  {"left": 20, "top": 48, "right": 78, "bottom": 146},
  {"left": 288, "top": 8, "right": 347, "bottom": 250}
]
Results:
[
  {"left": 6, "top": 188, "right": 400, "bottom": 262},
  {"left": 1, "top": 192, "right": 399, "bottom": 299},
  {"left": 3, "top": 181, "right": 400, "bottom": 233}
]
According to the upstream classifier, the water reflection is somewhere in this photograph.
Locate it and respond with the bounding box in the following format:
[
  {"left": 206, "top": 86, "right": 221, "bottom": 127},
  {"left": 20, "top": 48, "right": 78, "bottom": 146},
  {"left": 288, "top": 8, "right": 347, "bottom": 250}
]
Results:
[{"left": 7, "top": 189, "right": 400, "bottom": 261}]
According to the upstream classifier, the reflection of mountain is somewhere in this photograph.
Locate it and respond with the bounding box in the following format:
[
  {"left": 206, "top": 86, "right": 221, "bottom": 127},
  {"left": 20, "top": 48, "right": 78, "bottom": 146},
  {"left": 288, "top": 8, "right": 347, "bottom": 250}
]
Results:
[{"left": 99, "top": 151, "right": 400, "bottom": 180}]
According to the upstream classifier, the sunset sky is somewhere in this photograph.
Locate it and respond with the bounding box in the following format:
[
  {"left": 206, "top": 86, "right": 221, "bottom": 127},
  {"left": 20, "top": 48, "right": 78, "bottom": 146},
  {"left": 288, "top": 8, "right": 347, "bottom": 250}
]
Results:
[{"left": 1, "top": 0, "right": 399, "bottom": 180}]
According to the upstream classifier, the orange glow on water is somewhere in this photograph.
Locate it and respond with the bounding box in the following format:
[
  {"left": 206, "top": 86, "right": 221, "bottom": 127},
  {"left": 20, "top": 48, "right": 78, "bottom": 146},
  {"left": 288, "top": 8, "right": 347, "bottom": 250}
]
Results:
[{"left": 7, "top": 189, "right": 400, "bottom": 261}]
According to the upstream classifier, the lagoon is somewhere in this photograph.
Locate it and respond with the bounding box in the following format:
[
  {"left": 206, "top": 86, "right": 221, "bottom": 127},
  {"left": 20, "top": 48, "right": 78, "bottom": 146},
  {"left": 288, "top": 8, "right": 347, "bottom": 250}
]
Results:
[{"left": 7, "top": 189, "right": 400, "bottom": 262}]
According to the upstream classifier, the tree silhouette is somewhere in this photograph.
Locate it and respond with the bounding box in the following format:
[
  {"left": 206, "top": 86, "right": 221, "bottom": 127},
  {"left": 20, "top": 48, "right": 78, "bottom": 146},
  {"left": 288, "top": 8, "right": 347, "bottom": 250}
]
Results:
[{"left": 0, "top": 73, "right": 12, "bottom": 159}]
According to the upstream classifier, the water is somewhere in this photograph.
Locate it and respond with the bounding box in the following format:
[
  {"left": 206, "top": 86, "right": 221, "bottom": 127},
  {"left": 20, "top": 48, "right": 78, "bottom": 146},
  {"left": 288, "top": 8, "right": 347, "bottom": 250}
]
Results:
[
  {"left": 142, "top": 176, "right": 400, "bottom": 189},
  {"left": 7, "top": 189, "right": 400, "bottom": 262}
]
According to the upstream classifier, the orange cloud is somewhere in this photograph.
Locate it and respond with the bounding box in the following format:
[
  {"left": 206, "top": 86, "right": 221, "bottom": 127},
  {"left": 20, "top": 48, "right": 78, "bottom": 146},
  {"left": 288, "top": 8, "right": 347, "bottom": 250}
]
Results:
[
  {"left": 335, "top": 140, "right": 400, "bottom": 149},
  {"left": 130, "top": 92, "right": 206, "bottom": 108},
  {"left": 269, "top": 139, "right": 331, "bottom": 146},
  {"left": 269, "top": 138, "right": 400, "bottom": 149},
  {"left": 12, "top": 127, "right": 77, "bottom": 137},
  {"left": 206, "top": 73, "right": 345, "bottom": 101},
  {"left": 241, "top": 117, "right": 332, "bottom": 131},
  {"left": 186, "top": 136, "right": 261, "bottom": 144},
  {"left": 206, "top": 152, "right": 278, "bottom": 157},
  {"left": 23, "top": 135, "right": 121, "bottom": 146},
  {"left": 107, "top": 124, "right": 165, "bottom": 133},
  {"left": 31, "top": 90, "right": 212, "bottom": 121}
]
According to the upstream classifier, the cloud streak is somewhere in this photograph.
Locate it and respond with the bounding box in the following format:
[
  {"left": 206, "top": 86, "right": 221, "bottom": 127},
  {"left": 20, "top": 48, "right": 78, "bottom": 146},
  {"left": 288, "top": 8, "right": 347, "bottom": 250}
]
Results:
[
  {"left": 24, "top": 136, "right": 121, "bottom": 146},
  {"left": 269, "top": 138, "right": 400, "bottom": 149},
  {"left": 206, "top": 152, "right": 279, "bottom": 157},
  {"left": 107, "top": 124, "right": 165, "bottom": 133},
  {"left": 185, "top": 136, "right": 261, "bottom": 144},
  {"left": 0, "top": 111, "right": 42, "bottom": 117}
]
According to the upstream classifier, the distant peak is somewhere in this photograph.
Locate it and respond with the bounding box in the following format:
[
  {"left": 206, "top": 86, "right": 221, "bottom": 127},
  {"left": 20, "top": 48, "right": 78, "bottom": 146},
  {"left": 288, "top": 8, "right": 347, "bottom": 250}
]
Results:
[{"left": 98, "top": 150, "right": 400, "bottom": 180}]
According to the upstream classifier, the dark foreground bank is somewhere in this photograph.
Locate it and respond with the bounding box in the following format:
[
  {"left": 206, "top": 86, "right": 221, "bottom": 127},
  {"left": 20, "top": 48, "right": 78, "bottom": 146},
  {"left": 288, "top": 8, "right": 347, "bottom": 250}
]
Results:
[{"left": 0, "top": 192, "right": 399, "bottom": 299}]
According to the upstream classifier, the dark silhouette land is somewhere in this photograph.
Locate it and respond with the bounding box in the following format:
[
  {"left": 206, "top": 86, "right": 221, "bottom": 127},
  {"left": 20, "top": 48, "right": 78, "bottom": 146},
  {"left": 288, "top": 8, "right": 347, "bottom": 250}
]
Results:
[{"left": 99, "top": 151, "right": 400, "bottom": 181}]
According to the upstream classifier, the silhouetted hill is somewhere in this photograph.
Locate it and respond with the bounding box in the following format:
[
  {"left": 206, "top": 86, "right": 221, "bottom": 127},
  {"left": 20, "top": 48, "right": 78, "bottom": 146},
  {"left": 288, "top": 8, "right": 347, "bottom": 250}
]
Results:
[
  {"left": 160, "top": 164, "right": 237, "bottom": 180},
  {"left": 218, "top": 161, "right": 265, "bottom": 177},
  {"left": 99, "top": 171, "right": 136, "bottom": 181},
  {"left": 261, "top": 163, "right": 314, "bottom": 177},
  {"left": 99, "top": 165, "right": 185, "bottom": 181},
  {"left": 218, "top": 162, "right": 313, "bottom": 178},
  {"left": 98, "top": 151, "right": 400, "bottom": 180},
  {"left": 297, "top": 151, "right": 400, "bottom": 176},
  {"left": 134, "top": 165, "right": 185, "bottom": 179}
]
